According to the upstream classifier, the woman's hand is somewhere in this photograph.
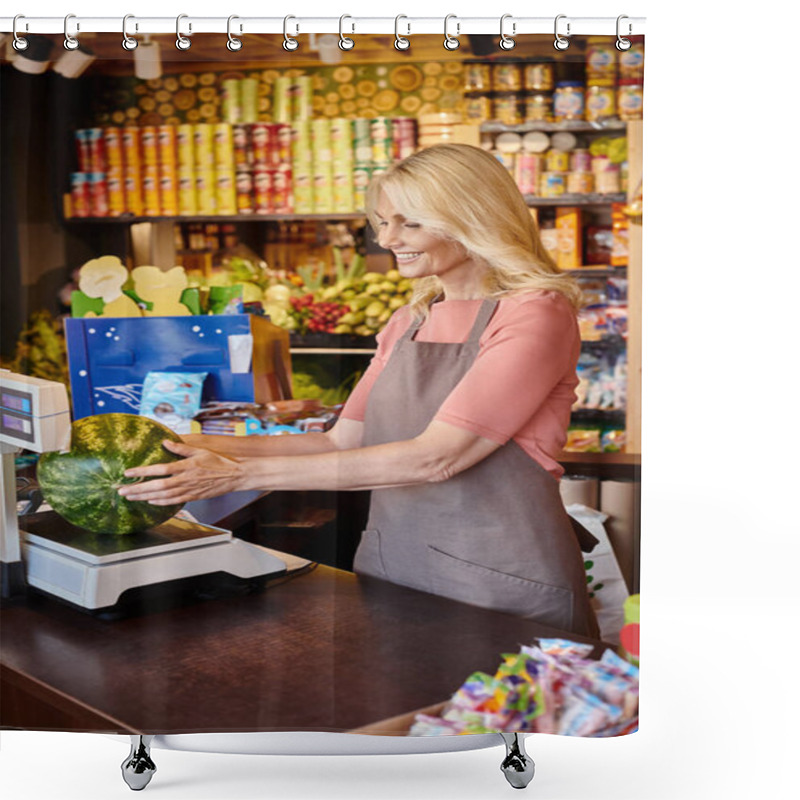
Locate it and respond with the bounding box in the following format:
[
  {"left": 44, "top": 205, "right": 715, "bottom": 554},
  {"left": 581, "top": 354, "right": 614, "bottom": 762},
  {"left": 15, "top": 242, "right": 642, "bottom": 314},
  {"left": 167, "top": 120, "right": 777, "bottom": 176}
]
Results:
[{"left": 117, "top": 440, "right": 246, "bottom": 505}]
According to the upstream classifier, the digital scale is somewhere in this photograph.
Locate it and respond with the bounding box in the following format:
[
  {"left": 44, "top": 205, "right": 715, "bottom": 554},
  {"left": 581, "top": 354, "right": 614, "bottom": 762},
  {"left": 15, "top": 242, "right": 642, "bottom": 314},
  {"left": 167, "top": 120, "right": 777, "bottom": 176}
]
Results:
[{"left": 0, "top": 370, "right": 287, "bottom": 612}]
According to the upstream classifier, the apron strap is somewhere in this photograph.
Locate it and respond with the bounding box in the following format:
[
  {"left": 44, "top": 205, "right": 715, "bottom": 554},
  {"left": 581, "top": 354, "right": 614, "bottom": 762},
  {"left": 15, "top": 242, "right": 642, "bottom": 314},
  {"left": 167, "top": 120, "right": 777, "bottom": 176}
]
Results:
[{"left": 466, "top": 299, "right": 500, "bottom": 343}]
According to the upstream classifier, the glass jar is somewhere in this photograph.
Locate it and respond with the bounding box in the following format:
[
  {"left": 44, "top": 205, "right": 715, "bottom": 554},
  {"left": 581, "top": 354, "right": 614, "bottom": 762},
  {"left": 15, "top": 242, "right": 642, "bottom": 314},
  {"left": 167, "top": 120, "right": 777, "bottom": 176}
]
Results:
[
  {"left": 586, "top": 36, "right": 617, "bottom": 82},
  {"left": 462, "top": 92, "right": 493, "bottom": 123},
  {"left": 585, "top": 81, "right": 617, "bottom": 122},
  {"left": 493, "top": 92, "right": 523, "bottom": 126},
  {"left": 492, "top": 63, "right": 523, "bottom": 92},
  {"left": 523, "top": 61, "right": 554, "bottom": 91},
  {"left": 463, "top": 62, "right": 492, "bottom": 93},
  {"left": 524, "top": 91, "right": 553, "bottom": 122},
  {"left": 617, "top": 79, "right": 643, "bottom": 121},
  {"left": 618, "top": 37, "right": 645, "bottom": 81},
  {"left": 553, "top": 82, "right": 585, "bottom": 121}
]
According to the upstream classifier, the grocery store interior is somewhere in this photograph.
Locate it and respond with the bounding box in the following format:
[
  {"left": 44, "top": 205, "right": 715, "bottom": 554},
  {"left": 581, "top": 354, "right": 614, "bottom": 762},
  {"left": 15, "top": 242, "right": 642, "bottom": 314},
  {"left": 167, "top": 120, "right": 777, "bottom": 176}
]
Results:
[{"left": 0, "top": 30, "right": 642, "bottom": 739}]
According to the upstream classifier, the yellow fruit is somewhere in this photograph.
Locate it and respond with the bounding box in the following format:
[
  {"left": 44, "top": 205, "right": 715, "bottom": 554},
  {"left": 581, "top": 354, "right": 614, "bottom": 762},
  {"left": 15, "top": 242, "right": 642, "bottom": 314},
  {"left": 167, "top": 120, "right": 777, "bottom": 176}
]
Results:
[
  {"left": 349, "top": 297, "right": 371, "bottom": 311},
  {"left": 321, "top": 286, "right": 339, "bottom": 300},
  {"left": 334, "top": 324, "right": 353, "bottom": 334},
  {"left": 366, "top": 284, "right": 383, "bottom": 296},
  {"left": 338, "top": 312, "right": 359, "bottom": 326},
  {"left": 385, "top": 269, "right": 401, "bottom": 282},
  {"left": 379, "top": 293, "right": 391, "bottom": 302},
  {"left": 365, "top": 301, "right": 385, "bottom": 318},
  {"left": 389, "top": 297, "right": 406, "bottom": 310},
  {"left": 354, "top": 324, "right": 373, "bottom": 336},
  {"left": 365, "top": 317, "right": 380, "bottom": 329},
  {"left": 397, "top": 279, "right": 412, "bottom": 292},
  {"left": 362, "top": 272, "right": 384, "bottom": 284},
  {"left": 379, "top": 281, "right": 396, "bottom": 293},
  {"left": 378, "top": 308, "right": 392, "bottom": 323}
]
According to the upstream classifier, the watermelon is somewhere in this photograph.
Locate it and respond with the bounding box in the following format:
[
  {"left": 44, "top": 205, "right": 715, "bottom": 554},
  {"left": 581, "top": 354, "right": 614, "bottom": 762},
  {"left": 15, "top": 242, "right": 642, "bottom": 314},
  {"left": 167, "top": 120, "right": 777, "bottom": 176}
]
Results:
[{"left": 37, "top": 413, "right": 185, "bottom": 535}]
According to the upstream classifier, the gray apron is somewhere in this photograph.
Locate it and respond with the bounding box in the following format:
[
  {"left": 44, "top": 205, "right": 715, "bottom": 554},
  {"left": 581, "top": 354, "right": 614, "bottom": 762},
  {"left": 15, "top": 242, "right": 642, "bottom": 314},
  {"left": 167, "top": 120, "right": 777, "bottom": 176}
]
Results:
[{"left": 353, "top": 299, "right": 599, "bottom": 638}]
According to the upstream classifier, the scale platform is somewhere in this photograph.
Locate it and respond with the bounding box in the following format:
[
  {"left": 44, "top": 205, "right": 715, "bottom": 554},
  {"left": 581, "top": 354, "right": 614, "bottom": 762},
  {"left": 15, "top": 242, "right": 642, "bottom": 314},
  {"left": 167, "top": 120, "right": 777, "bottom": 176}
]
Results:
[{"left": 20, "top": 511, "right": 288, "bottom": 613}]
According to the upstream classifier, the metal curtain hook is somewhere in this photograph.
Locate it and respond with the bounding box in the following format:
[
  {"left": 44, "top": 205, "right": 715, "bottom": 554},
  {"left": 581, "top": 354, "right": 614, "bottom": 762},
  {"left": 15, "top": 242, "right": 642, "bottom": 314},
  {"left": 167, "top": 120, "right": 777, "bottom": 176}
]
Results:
[
  {"left": 12, "top": 14, "right": 29, "bottom": 51},
  {"left": 339, "top": 15, "right": 355, "bottom": 50},
  {"left": 616, "top": 14, "right": 632, "bottom": 51},
  {"left": 554, "top": 14, "right": 570, "bottom": 51},
  {"left": 122, "top": 15, "right": 138, "bottom": 51},
  {"left": 283, "top": 15, "right": 299, "bottom": 51},
  {"left": 227, "top": 15, "right": 242, "bottom": 51},
  {"left": 499, "top": 14, "right": 516, "bottom": 50},
  {"left": 176, "top": 14, "right": 192, "bottom": 50},
  {"left": 444, "top": 14, "right": 460, "bottom": 50},
  {"left": 394, "top": 15, "right": 410, "bottom": 51},
  {"left": 64, "top": 13, "right": 79, "bottom": 50}
]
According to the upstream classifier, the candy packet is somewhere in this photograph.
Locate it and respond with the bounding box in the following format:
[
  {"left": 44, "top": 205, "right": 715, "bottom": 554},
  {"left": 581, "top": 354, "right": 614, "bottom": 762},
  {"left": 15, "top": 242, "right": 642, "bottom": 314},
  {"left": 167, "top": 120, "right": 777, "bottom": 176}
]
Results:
[{"left": 139, "top": 371, "right": 207, "bottom": 435}]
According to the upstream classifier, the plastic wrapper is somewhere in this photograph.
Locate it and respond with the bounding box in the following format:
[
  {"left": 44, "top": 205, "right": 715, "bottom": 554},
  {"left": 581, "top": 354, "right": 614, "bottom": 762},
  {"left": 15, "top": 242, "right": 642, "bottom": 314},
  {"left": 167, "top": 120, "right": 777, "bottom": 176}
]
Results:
[{"left": 139, "top": 371, "right": 207, "bottom": 435}]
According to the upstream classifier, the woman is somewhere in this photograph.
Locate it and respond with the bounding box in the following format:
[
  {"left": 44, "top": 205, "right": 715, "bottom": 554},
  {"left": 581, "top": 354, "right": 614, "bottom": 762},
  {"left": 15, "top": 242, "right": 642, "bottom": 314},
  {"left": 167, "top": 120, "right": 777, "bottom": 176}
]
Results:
[{"left": 119, "top": 144, "right": 598, "bottom": 637}]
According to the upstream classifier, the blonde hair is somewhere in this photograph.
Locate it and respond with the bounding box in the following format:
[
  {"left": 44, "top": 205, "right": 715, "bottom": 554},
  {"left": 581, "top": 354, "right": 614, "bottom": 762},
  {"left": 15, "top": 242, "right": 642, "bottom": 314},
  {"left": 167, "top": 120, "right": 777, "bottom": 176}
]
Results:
[{"left": 366, "top": 143, "right": 582, "bottom": 318}]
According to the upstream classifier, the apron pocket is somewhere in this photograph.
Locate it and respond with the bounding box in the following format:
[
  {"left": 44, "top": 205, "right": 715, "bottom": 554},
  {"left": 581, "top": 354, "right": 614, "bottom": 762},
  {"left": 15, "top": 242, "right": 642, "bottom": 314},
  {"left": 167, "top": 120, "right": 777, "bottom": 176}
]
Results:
[
  {"left": 427, "top": 545, "right": 574, "bottom": 630},
  {"left": 353, "top": 529, "right": 388, "bottom": 579}
]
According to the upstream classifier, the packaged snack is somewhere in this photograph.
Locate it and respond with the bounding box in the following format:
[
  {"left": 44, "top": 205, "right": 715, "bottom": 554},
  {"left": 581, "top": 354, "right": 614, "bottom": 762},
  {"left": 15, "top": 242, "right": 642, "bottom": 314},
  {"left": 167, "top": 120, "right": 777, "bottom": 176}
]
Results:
[
  {"left": 208, "top": 284, "right": 244, "bottom": 315},
  {"left": 139, "top": 371, "right": 207, "bottom": 435},
  {"left": 601, "top": 429, "right": 626, "bottom": 452},
  {"left": 564, "top": 428, "right": 602, "bottom": 452}
]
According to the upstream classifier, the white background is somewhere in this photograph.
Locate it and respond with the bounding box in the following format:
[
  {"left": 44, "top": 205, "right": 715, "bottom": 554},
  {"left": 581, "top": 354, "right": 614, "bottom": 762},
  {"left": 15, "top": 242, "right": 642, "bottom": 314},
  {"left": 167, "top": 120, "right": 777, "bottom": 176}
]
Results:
[{"left": 3, "top": 1, "right": 799, "bottom": 798}]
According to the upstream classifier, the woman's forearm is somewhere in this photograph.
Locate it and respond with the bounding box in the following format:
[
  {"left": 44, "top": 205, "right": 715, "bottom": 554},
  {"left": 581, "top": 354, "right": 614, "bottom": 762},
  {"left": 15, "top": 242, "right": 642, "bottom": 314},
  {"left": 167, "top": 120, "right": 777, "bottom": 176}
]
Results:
[{"left": 182, "top": 431, "right": 338, "bottom": 458}]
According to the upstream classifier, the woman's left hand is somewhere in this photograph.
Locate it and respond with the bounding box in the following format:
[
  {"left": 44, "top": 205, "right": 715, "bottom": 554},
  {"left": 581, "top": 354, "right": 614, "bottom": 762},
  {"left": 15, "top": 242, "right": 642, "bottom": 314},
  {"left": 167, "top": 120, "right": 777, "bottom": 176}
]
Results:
[{"left": 117, "top": 440, "right": 246, "bottom": 505}]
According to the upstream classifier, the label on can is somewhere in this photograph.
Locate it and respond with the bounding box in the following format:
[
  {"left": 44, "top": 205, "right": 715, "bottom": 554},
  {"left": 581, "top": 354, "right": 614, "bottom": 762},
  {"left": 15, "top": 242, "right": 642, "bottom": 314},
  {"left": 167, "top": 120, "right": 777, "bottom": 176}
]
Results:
[
  {"left": 253, "top": 168, "right": 273, "bottom": 214},
  {"left": 123, "top": 171, "right": 143, "bottom": 216},
  {"left": 570, "top": 149, "right": 592, "bottom": 172},
  {"left": 240, "top": 79, "right": 259, "bottom": 124},
  {"left": 291, "top": 168, "right": 312, "bottom": 214},
  {"left": 177, "top": 172, "right": 197, "bottom": 216},
  {"left": 221, "top": 79, "right": 241, "bottom": 125},
  {"left": 273, "top": 77, "right": 292, "bottom": 123},
  {"left": 106, "top": 170, "right": 126, "bottom": 216},
  {"left": 272, "top": 167, "right": 293, "bottom": 214},
  {"left": 236, "top": 170, "right": 254, "bottom": 214},
  {"left": 275, "top": 124, "right": 292, "bottom": 164},
  {"left": 292, "top": 76, "right": 312, "bottom": 122},
  {"left": 159, "top": 172, "right": 178, "bottom": 216},
  {"left": 193, "top": 124, "right": 214, "bottom": 169},
  {"left": 515, "top": 153, "right": 541, "bottom": 195},
  {"left": 157, "top": 126, "right": 177, "bottom": 167},
  {"left": 87, "top": 129, "right": 106, "bottom": 173},
  {"left": 103, "top": 128, "right": 124, "bottom": 170},
  {"left": 492, "top": 63, "right": 523, "bottom": 92},
  {"left": 195, "top": 170, "right": 216, "bottom": 215},
  {"left": 70, "top": 172, "right": 90, "bottom": 218},
  {"left": 215, "top": 170, "right": 237, "bottom": 215},
  {"left": 214, "top": 124, "right": 234, "bottom": 172},
  {"left": 463, "top": 93, "right": 492, "bottom": 122},
  {"left": 233, "top": 124, "right": 252, "bottom": 169},
  {"left": 75, "top": 131, "right": 91, "bottom": 173},
  {"left": 177, "top": 125, "right": 195, "bottom": 168},
  {"left": 493, "top": 93, "right": 522, "bottom": 126},
  {"left": 122, "top": 127, "right": 142, "bottom": 168},
  {"left": 141, "top": 127, "right": 159, "bottom": 167},
  {"left": 540, "top": 172, "right": 566, "bottom": 198},
  {"left": 88, "top": 172, "right": 109, "bottom": 217},
  {"left": 546, "top": 150, "right": 570, "bottom": 172},
  {"left": 142, "top": 167, "right": 160, "bottom": 216},
  {"left": 566, "top": 171, "right": 595, "bottom": 195}
]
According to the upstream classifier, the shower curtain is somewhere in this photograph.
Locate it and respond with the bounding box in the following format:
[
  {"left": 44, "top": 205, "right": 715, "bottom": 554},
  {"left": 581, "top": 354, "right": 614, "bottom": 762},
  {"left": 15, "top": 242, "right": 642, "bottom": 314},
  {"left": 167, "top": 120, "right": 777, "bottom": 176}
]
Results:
[{"left": 0, "top": 23, "right": 642, "bottom": 749}]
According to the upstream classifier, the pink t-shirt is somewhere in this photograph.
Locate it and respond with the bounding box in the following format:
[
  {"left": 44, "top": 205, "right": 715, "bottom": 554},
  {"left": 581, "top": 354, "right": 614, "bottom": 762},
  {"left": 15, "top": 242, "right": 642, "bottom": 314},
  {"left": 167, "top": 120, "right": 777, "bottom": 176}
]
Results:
[{"left": 340, "top": 291, "right": 580, "bottom": 479}]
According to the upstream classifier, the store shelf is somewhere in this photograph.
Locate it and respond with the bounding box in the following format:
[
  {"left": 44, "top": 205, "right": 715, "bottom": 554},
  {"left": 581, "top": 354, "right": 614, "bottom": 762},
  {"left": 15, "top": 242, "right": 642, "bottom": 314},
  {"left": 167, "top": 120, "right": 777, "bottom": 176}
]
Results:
[
  {"left": 63, "top": 213, "right": 368, "bottom": 224},
  {"left": 581, "top": 335, "right": 627, "bottom": 353},
  {"left": 557, "top": 449, "right": 641, "bottom": 481},
  {"left": 566, "top": 266, "right": 628, "bottom": 276},
  {"left": 524, "top": 194, "right": 627, "bottom": 207},
  {"left": 480, "top": 120, "right": 628, "bottom": 135},
  {"left": 291, "top": 348, "right": 376, "bottom": 355}
]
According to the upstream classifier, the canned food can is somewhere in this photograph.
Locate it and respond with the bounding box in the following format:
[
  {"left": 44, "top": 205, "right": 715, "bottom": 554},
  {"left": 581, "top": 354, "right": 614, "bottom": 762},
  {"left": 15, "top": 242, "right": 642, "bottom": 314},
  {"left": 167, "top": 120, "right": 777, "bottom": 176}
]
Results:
[
  {"left": 272, "top": 167, "right": 293, "bottom": 214},
  {"left": 70, "top": 172, "right": 90, "bottom": 218},
  {"left": 540, "top": 172, "right": 566, "bottom": 198},
  {"left": 566, "top": 171, "right": 595, "bottom": 194},
  {"left": 159, "top": 170, "right": 178, "bottom": 216},
  {"left": 240, "top": 79, "right": 259, "bottom": 124},
  {"left": 392, "top": 118, "right": 417, "bottom": 160},
  {"left": 352, "top": 119, "right": 372, "bottom": 165},
  {"left": 524, "top": 92, "right": 553, "bottom": 123},
  {"left": 75, "top": 130, "right": 91, "bottom": 173},
  {"left": 492, "top": 63, "right": 523, "bottom": 92},
  {"left": 251, "top": 124, "right": 270, "bottom": 166},
  {"left": 618, "top": 39, "right": 645, "bottom": 81},
  {"left": 554, "top": 82, "right": 585, "bottom": 121},
  {"left": 462, "top": 93, "right": 492, "bottom": 123},
  {"left": 586, "top": 37, "right": 617, "bottom": 81},
  {"left": 122, "top": 127, "right": 142, "bottom": 169},
  {"left": 142, "top": 166, "right": 161, "bottom": 216},
  {"left": 333, "top": 171, "right": 355, "bottom": 213},
  {"left": 177, "top": 171, "right": 197, "bottom": 216},
  {"left": 330, "top": 118, "right": 353, "bottom": 161},
  {"left": 370, "top": 118, "right": 393, "bottom": 165},
  {"left": 87, "top": 129, "right": 106, "bottom": 173},
  {"left": 493, "top": 93, "right": 522, "bottom": 126},
  {"left": 596, "top": 168, "right": 621, "bottom": 194},
  {"left": 464, "top": 62, "right": 491, "bottom": 92},
  {"left": 123, "top": 170, "right": 143, "bottom": 216},
  {"left": 293, "top": 76, "right": 312, "bottom": 121},
  {"left": 176, "top": 125, "right": 195, "bottom": 168},
  {"left": 586, "top": 83, "right": 616, "bottom": 122},
  {"left": 290, "top": 121, "right": 311, "bottom": 165},
  {"left": 273, "top": 77, "right": 292, "bottom": 123},
  {"left": 215, "top": 170, "right": 237, "bottom": 215},
  {"left": 193, "top": 124, "right": 214, "bottom": 169},
  {"left": 214, "top": 124, "right": 234, "bottom": 170},
  {"left": 233, "top": 124, "right": 252, "bottom": 169},
  {"left": 313, "top": 165, "right": 334, "bottom": 214},
  {"left": 570, "top": 149, "right": 592, "bottom": 172},
  {"left": 141, "top": 126, "right": 159, "bottom": 167},
  {"left": 195, "top": 170, "right": 216, "bottom": 215},
  {"left": 235, "top": 170, "right": 254, "bottom": 214},
  {"left": 311, "top": 119, "right": 332, "bottom": 166},
  {"left": 103, "top": 128, "right": 124, "bottom": 170},
  {"left": 515, "top": 153, "right": 541, "bottom": 195},
  {"left": 253, "top": 168, "right": 272, "bottom": 214},
  {"left": 524, "top": 62, "right": 554, "bottom": 91},
  {"left": 88, "top": 173, "right": 109, "bottom": 217},
  {"left": 546, "top": 149, "right": 570, "bottom": 172},
  {"left": 591, "top": 155, "right": 612, "bottom": 175},
  {"left": 106, "top": 169, "right": 126, "bottom": 216},
  {"left": 275, "top": 123, "right": 292, "bottom": 164},
  {"left": 157, "top": 125, "right": 177, "bottom": 168},
  {"left": 291, "top": 166, "right": 312, "bottom": 214},
  {"left": 222, "top": 79, "right": 241, "bottom": 124}
]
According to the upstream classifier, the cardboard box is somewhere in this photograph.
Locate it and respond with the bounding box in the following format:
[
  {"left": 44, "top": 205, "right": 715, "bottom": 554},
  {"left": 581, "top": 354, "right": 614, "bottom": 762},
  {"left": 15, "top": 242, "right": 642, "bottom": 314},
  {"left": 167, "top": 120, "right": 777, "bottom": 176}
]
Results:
[{"left": 65, "top": 314, "right": 292, "bottom": 420}]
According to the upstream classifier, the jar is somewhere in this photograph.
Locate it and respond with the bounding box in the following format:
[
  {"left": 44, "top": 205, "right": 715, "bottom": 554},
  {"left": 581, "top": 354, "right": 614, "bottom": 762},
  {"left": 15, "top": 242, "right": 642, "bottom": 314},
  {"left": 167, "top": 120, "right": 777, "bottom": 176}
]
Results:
[
  {"left": 596, "top": 167, "right": 621, "bottom": 194},
  {"left": 524, "top": 91, "right": 553, "bottom": 122},
  {"left": 618, "top": 37, "right": 645, "bottom": 80},
  {"left": 617, "top": 79, "right": 644, "bottom": 121},
  {"left": 553, "top": 82, "right": 585, "bottom": 121},
  {"left": 546, "top": 149, "right": 570, "bottom": 172},
  {"left": 493, "top": 93, "right": 523, "bottom": 126},
  {"left": 566, "top": 171, "right": 594, "bottom": 194},
  {"left": 586, "top": 81, "right": 617, "bottom": 122},
  {"left": 462, "top": 92, "right": 493, "bottom": 122},
  {"left": 463, "top": 62, "right": 492, "bottom": 93},
  {"left": 586, "top": 36, "right": 617, "bottom": 81},
  {"left": 540, "top": 172, "right": 566, "bottom": 197},
  {"left": 523, "top": 61, "right": 554, "bottom": 91},
  {"left": 492, "top": 63, "right": 523, "bottom": 92},
  {"left": 570, "top": 149, "right": 592, "bottom": 172}
]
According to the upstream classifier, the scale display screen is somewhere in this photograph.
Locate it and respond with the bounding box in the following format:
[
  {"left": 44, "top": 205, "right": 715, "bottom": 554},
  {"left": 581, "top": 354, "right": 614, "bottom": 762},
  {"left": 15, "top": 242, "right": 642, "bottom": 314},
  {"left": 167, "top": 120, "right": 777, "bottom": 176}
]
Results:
[
  {"left": 2, "top": 413, "right": 31, "bottom": 435},
  {"left": 0, "top": 387, "right": 35, "bottom": 444},
  {"left": 1, "top": 391, "right": 31, "bottom": 413}
]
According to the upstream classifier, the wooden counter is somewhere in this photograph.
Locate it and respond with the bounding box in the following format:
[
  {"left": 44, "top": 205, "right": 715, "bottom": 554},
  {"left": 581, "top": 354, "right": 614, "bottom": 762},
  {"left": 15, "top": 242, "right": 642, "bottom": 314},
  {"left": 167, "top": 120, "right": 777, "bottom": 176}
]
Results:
[{"left": 1, "top": 563, "right": 603, "bottom": 735}]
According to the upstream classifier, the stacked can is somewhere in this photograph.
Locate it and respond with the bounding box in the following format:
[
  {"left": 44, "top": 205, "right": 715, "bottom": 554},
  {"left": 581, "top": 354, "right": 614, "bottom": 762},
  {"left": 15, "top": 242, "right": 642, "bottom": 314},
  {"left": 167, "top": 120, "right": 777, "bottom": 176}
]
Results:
[
  {"left": 213, "top": 124, "right": 236, "bottom": 215},
  {"left": 157, "top": 125, "right": 178, "bottom": 216},
  {"left": 138, "top": 126, "right": 160, "bottom": 216},
  {"left": 103, "top": 128, "right": 125, "bottom": 216},
  {"left": 392, "top": 118, "right": 417, "bottom": 161},
  {"left": 292, "top": 76, "right": 312, "bottom": 122},
  {"left": 193, "top": 124, "right": 215, "bottom": 214},
  {"left": 273, "top": 77, "right": 292, "bottom": 124},
  {"left": 311, "top": 119, "right": 334, "bottom": 214},
  {"left": 176, "top": 125, "right": 196, "bottom": 216},
  {"left": 352, "top": 119, "right": 372, "bottom": 213},
  {"left": 331, "top": 118, "right": 354, "bottom": 213},
  {"left": 121, "top": 127, "right": 143, "bottom": 216},
  {"left": 222, "top": 79, "right": 241, "bottom": 124},
  {"left": 233, "top": 124, "right": 253, "bottom": 214},
  {"left": 240, "top": 79, "right": 259, "bottom": 124},
  {"left": 585, "top": 36, "right": 618, "bottom": 123},
  {"left": 290, "top": 121, "right": 312, "bottom": 214}
]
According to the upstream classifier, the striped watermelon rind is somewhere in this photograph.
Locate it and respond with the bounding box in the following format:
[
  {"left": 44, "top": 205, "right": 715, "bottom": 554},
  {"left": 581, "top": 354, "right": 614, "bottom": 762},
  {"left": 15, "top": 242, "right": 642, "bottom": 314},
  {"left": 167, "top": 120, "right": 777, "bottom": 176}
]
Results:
[{"left": 37, "top": 413, "right": 185, "bottom": 535}]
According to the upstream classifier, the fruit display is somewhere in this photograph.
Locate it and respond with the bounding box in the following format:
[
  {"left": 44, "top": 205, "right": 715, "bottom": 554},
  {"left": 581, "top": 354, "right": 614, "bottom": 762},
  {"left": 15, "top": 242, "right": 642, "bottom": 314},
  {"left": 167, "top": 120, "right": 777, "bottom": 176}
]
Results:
[{"left": 37, "top": 413, "right": 185, "bottom": 535}]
